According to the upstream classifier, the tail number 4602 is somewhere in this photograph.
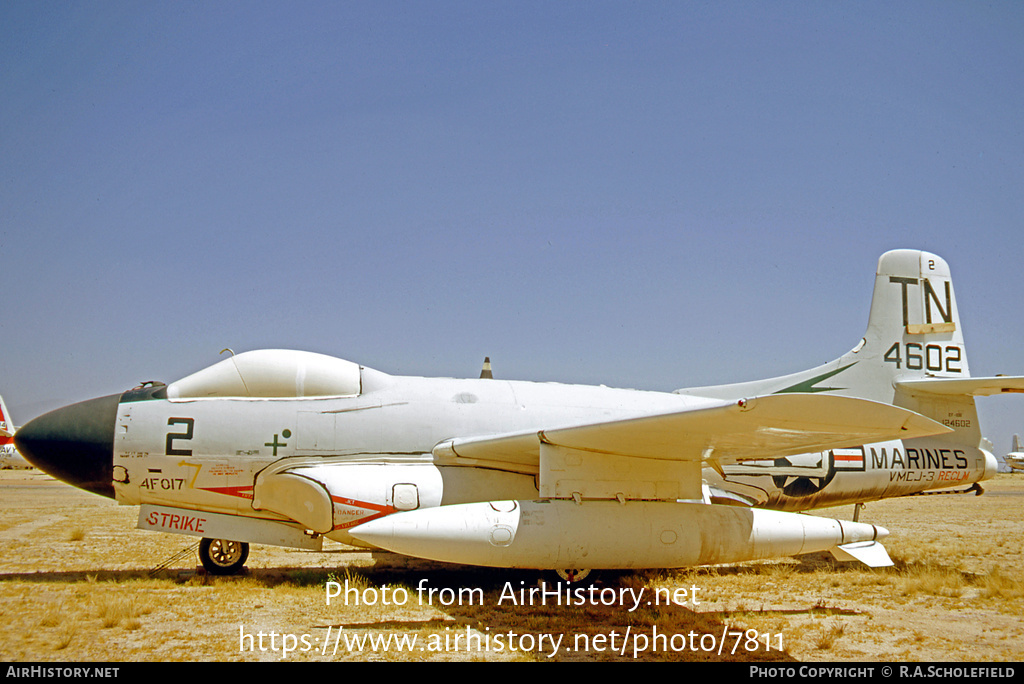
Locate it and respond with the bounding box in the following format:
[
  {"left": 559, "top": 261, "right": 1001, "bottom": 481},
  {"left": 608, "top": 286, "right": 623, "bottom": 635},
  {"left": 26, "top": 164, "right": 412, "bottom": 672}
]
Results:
[{"left": 884, "top": 343, "right": 962, "bottom": 373}]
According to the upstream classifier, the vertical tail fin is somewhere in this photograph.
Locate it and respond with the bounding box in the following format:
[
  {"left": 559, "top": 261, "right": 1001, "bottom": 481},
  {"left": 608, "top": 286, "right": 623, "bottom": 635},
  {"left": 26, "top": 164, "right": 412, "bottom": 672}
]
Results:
[
  {"left": 678, "top": 249, "right": 1024, "bottom": 458},
  {"left": 865, "top": 249, "right": 968, "bottom": 391},
  {"left": 0, "top": 395, "right": 24, "bottom": 468},
  {"left": 678, "top": 249, "right": 968, "bottom": 404},
  {"left": 0, "top": 395, "right": 12, "bottom": 439}
]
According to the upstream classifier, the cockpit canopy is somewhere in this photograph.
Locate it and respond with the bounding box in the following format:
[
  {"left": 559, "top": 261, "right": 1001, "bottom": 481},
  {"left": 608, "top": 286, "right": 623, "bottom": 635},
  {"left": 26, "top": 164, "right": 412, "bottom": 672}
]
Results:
[{"left": 166, "top": 349, "right": 362, "bottom": 399}]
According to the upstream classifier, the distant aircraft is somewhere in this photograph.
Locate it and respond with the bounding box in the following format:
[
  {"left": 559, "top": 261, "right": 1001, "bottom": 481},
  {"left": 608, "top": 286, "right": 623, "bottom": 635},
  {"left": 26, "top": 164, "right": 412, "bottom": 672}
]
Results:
[
  {"left": 14, "top": 249, "right": 1023, "bottom": 577},
  {"left": 1005, "top": 435, "right": 1024, "bottom": 472},
  {"left": 0, "top": 396, "right": 29, "bottom": 470}
]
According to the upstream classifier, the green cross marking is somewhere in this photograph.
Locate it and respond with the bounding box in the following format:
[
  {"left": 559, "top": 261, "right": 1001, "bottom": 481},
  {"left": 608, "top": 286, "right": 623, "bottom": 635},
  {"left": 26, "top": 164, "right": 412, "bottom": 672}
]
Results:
[{"left": 265, "top": 430, "right": 290, "bottom": 456}]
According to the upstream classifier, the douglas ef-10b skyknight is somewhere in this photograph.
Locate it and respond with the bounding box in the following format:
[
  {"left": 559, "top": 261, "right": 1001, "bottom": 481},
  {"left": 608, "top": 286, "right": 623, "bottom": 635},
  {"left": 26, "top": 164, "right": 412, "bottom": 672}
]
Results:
[{"left": 14, "top": 249, "right": 1023, "bottom": 579}]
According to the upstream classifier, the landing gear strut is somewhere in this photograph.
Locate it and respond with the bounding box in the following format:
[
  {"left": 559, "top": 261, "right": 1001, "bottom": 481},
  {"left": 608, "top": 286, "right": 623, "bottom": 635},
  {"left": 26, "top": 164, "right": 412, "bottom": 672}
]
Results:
[{"left": 198, "top": 538, "right": 249, "bottom": 575}]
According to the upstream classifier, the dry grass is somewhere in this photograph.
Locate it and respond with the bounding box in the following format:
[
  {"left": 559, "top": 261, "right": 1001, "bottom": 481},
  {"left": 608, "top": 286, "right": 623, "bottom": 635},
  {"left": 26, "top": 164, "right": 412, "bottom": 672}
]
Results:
[
  {"left": 813, "top": 620, "right": 846, "bottom": 650},
  {"left": 95, "top": 592, "right": 150, "bottom": 629},
  {"left": 979, "top": 567, "right": 1024, "bottom": 600},
  {"left": 897, "top": 562, "right": 967, "bottom": 598},
  {"left": 1, "top": 470, "right": 1023, "bottom": 661}
]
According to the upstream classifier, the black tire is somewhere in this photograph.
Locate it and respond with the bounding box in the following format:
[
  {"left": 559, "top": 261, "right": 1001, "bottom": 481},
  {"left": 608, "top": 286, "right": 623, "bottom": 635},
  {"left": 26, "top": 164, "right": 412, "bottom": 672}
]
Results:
[{"left": 198, "top": 538, "right": 249, "bottom": 575}]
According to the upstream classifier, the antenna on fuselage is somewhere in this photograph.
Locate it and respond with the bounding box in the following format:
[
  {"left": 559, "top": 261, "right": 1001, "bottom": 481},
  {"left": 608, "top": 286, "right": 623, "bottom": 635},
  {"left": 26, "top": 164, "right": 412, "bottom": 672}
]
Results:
[{"left": 480, "top": 357, "right": 493, "bottom": 379}]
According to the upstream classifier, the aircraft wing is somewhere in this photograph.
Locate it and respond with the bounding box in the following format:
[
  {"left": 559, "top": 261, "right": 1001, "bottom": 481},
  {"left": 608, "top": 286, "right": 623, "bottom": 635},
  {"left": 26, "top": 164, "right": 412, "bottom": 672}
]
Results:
[
  {"left": 256, "top": 394, "right": 950, "bottom": 533},
  {"left": 432, "top": 393, "right": 950, "bottom": 474}
]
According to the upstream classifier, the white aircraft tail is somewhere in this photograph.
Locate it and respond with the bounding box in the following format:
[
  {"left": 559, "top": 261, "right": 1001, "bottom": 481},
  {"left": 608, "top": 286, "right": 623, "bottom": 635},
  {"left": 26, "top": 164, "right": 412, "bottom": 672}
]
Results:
[
  {"left": 678, "top": 249, "right": 1024, "bottom": 449},
  {"left": 1014, "top": 434, "right": 1022, "bottom": 453}
]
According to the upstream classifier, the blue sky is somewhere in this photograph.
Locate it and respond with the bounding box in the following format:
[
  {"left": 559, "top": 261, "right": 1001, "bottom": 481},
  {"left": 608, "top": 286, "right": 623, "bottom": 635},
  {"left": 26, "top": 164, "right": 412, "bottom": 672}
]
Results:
[{"left": 2, "top": 2, "right": 1023, "bottom": 456}]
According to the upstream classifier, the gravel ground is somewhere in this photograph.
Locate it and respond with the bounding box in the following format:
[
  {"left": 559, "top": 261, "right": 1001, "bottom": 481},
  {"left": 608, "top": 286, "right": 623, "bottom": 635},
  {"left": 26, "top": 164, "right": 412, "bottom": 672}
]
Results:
[{"left": 0, "top": 469, "right": 1021, "bottom": 662}]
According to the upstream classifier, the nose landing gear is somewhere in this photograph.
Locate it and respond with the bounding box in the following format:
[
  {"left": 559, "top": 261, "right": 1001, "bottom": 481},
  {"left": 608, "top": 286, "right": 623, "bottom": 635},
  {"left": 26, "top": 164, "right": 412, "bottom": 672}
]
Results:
[{"left": 198, "top": 538, "right": 249, "bottom": 575}]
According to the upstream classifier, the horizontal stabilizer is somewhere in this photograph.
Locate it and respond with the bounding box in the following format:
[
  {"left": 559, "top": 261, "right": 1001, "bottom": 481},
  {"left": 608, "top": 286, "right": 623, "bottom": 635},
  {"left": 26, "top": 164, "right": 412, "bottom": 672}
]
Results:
[
  {"left": 829, "top": 540, "right": 893, "bottom": 567},
  {"left": 895, "top": 376, "right": 1024, "bottom": 397}
]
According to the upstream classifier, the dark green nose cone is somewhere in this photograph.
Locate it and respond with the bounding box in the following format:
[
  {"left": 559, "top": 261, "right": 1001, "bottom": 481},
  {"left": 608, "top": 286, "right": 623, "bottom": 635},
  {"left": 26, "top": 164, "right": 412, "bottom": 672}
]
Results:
[{"left": 14, "top": 394, "right": 119, "bottom": 498}]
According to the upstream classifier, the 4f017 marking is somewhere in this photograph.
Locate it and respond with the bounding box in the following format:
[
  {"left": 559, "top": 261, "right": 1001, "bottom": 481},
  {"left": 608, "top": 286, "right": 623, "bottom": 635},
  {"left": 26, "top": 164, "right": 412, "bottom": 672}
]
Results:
[
  {"left": 883, "top": 343, "right": 962, "bottom": 373},
  {"left": 141, "top": 477, "right": 185, "bottom": 491}
]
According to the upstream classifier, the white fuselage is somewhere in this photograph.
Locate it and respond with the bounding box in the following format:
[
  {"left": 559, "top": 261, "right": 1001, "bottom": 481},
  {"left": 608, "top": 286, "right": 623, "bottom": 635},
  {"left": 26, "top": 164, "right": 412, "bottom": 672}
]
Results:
[{"left": 113, "top": 367, "right": 995, "bottom": 547}]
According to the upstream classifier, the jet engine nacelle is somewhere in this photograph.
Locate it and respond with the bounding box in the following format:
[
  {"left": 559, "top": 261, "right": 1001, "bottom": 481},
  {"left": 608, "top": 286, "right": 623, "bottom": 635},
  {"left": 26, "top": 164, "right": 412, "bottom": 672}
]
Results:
[{"left": 253, "top": 461, "right": 446, "bottom": 536}]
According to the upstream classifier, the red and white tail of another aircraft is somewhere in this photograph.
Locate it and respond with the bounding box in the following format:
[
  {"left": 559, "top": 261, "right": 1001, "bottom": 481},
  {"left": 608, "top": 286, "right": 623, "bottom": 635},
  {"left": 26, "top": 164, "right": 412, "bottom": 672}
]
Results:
[{"left": 0, "top": 396, "right": 30, "bottom": 469}]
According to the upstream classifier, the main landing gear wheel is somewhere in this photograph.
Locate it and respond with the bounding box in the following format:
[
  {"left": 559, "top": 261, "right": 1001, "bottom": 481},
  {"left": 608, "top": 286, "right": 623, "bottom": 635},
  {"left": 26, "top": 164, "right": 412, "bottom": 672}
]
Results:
[{"left": 198, "top": 538, "right": 249, "bottom": 575}]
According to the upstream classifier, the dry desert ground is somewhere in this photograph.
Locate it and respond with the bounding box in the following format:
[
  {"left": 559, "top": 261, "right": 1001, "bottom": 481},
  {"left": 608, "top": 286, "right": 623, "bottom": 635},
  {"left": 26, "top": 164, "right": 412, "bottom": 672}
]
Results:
[{"left": 0, "top": 469, "right": 1022, "bottom": 662}]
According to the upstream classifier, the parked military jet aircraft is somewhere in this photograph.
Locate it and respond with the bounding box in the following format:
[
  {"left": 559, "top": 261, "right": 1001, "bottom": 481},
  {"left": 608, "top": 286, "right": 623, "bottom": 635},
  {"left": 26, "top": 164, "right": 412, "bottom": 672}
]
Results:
[
  {"left": 1005, "top": 435, "right": 1024, "bottom": 472},
  {"left": 15, "top": 249, "right": 1022, "bottom": 576}
]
